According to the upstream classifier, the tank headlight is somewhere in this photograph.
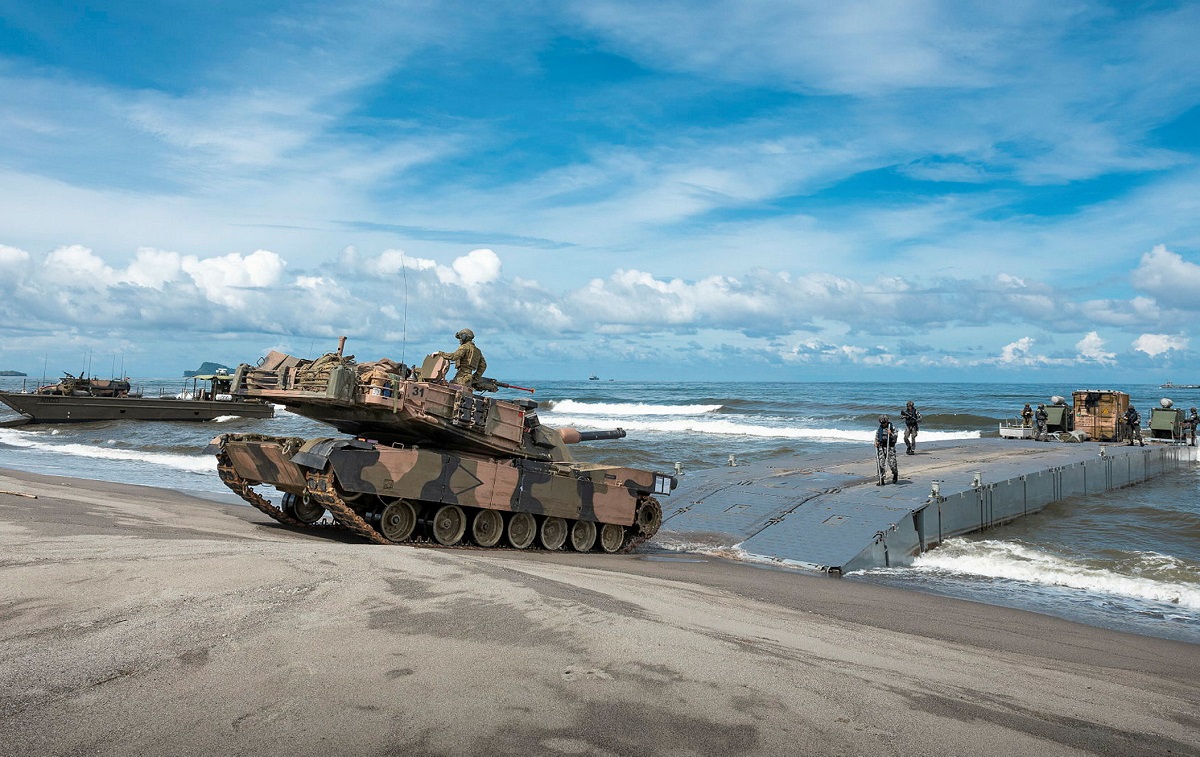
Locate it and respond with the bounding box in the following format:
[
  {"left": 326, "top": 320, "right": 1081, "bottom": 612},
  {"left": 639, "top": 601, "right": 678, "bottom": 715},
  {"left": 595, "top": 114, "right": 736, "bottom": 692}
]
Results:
[{"left": 654, "top": 474, "right": 674, "bottom": 495}]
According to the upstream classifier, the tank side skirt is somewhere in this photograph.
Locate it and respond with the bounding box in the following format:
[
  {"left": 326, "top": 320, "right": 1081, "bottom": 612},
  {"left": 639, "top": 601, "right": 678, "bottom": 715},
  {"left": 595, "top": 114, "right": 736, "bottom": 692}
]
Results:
[{"left": 327, "top": 446, "right": 641, "bottom": 526}]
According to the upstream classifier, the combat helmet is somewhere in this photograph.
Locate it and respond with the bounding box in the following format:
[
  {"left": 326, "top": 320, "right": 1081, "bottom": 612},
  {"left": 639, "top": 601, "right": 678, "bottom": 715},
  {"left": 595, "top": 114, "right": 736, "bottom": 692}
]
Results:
[
  {"left": 455, "top": 328, "right": 475, "bottom": 342},
  {"left": 878, "top": 415, "right": 889, "bottom": 425}
]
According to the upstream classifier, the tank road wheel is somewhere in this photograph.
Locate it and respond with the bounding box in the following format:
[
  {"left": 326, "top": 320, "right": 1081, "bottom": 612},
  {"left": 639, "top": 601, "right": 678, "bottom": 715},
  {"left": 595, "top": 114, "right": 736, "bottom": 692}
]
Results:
[
  {"left": 431, "top": 505, "right": 467, "bottom": 546},
  {"left": 507, "top": 512, "right": 537, "bottom": 549},
  {"left": 635, "top": 497, "right": 663, "bottom": 537},
  {"left": 471, "top": 509, "right": 504, "bottom": 548},
  {"left": 598, "top": 523, "right": 626, "bottom": 554},
  {"left": 282, "top": 493, "right": 326, "bottom": 524},
  {"left": 569, "top": 520, "right": 597, "bottom": 552},
  {"left": 540, "top": 516, "right": 568, "bottom": 551},
  {"left": 379, "top": 500, "right": 418, "bottom": 542}
]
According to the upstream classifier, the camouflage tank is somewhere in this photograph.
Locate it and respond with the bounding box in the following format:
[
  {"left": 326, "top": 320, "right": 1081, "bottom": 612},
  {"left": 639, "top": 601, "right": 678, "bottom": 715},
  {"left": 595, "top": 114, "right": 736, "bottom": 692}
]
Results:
[{"left": 206, "top": 338, "right": 673, "bottom": 553}]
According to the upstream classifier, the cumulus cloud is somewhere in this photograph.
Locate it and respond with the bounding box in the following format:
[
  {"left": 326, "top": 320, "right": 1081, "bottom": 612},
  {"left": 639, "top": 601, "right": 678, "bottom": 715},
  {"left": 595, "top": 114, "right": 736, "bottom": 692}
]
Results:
[
  {"left": 998, "top": 337, "right": 1042, "bottom": 366},
  {"left": 43, "top": 244, "right": 118, "bottom": 289},
  {"left": 362, "top": 248, "right": 438, "bottom": 277},
  {"left": 181, "top": 249, "right": 287, "bottom": 307},
  {"left": 1, "top": 242, "right": 1195, "bottom": 377},
  {"left": 439, "top": 248, "right": 502, "bottom": 289},
  {"left": 1075, "top": 331, "right": 1115, "bottom": 364},
  {"left": 0, "top": 244, "right": 32, "bottom": 290},
  {"left": 1131, "top": 244, "right": 1200, "bottom": 309},
  {"left": 1133, "top": 333, "right": 1187, "bottom": 357}
]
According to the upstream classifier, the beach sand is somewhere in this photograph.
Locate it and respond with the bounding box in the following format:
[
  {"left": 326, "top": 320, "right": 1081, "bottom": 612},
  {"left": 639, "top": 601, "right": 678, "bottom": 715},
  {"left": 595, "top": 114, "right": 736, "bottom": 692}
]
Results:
[{"left": 1, "top": 467, "right": 1197, "bottom": 756}]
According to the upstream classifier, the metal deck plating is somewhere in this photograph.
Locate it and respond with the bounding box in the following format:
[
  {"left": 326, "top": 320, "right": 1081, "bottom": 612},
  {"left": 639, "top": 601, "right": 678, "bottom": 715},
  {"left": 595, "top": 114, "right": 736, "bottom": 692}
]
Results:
[{"left": 661, "top": 439, "right": 1197, "bottom": 573}]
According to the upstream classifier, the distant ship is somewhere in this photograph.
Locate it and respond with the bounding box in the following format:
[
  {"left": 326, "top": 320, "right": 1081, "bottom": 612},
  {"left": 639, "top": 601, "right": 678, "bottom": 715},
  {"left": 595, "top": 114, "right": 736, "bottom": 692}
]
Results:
[
  {"left": 588, "top": 374, "right": 599, "bottom": 380},
  {"left": 1160, "top": 381, "right": 1200, "bottom": 389},
  {"left": 0, "top": 371, "right": 274, "bottom": 425}
]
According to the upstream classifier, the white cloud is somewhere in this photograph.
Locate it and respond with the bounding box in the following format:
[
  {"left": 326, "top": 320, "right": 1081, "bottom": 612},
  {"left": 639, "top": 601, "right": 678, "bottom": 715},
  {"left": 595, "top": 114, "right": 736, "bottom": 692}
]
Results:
[
  {"left": 362, "top": 249, "right": 440, "bottom": 277},
  {"left": 121, "top": 247, "right": 184, "bottom": 289},
  {"left": 446, "top": 248, "right": 502, "bottom": 289},
  {"left": 43, "top": 244, "right": 118, "bottom": 289},
  {"left": 181, "top": 250, "right": 286, "bottom": 307},
  {"left": 0, "top": 244, "right": 32, "bottom": 290},
  {"left": 1131, "top": 244, "right": 1200, "bottom": 310},
  {"left": 1075, "top": 331, "right": 1115, "bottom": 364},
  {"left": 1133, "top": 333, "right": 1187, "bottom": 357},
  {"left": 998, "top": 337, "right": 1041, "bottom": 366}
]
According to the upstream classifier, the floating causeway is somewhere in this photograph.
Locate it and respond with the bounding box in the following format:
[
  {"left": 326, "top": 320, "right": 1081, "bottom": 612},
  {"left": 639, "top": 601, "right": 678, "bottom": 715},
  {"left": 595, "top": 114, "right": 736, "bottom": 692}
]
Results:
[{"left": 660, "top": 439, "right": 1198, "bottom": 573}]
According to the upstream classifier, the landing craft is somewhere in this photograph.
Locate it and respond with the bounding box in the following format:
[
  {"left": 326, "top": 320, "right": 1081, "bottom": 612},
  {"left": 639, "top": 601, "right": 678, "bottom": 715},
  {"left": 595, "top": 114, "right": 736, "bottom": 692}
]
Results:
[
  {"left": 0, "top": 371, "right": 274, "bottom": 424},
  {"left": 208, "top": 338, "right": 674, "bottom": 552}
]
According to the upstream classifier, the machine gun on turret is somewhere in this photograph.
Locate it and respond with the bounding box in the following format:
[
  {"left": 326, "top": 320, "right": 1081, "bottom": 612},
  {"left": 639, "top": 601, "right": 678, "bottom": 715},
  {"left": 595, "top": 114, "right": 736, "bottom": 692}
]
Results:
[{"left": 473, "top": 376, "right": 535, "bottom": 394}]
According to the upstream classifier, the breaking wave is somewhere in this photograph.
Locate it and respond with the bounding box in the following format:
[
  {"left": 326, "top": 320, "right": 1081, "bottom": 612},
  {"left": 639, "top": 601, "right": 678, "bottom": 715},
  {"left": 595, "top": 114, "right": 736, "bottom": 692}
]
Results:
[
  {"left": 0, "top": 429, "right": 212, "bottom": 474},
  {"left": 883, "top": 539, "right": 1200, "bottom": 610},
  {"left": 542, "top": 400, "right": 723, "bottom": 415},
  {"left": 546, "top": 415, "right": 981, "bottom": 442}
]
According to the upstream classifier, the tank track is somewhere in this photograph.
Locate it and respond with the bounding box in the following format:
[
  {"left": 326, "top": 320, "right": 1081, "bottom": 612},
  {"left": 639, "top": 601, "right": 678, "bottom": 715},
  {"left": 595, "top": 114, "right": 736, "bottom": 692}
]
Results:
[
  {"left": 217, "top": 454, "right": 660, "bottom": 554},
  {"left": 216, "top": 452, "right": 338, "bottom": 532}
]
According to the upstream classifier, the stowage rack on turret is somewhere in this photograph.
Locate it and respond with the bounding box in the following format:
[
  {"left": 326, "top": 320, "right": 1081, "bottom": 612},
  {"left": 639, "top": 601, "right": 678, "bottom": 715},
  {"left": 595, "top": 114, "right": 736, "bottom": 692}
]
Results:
[{"left": 207, "top": 338, "right": 674, "bottom": 553}]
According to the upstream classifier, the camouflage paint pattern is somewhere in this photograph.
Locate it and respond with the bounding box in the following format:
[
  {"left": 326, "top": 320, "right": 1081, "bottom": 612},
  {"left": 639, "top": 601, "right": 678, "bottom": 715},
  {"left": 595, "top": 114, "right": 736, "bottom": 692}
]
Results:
[{"left": 216, "top": 434, "right": 665, "bottom": 527}]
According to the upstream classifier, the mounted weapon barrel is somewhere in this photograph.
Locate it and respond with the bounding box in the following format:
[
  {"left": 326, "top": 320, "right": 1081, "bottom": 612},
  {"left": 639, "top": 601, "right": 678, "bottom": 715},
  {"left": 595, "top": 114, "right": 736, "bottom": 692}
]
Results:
[{"left": 558, "top": 427, "right": 626, "bottom": 444}]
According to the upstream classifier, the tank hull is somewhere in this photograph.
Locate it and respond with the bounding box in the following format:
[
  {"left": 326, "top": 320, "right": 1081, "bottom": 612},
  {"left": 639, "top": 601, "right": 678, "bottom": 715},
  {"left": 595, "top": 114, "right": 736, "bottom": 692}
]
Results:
[{"left": 209, "top": 433, "right": 667, "bottom": 552}]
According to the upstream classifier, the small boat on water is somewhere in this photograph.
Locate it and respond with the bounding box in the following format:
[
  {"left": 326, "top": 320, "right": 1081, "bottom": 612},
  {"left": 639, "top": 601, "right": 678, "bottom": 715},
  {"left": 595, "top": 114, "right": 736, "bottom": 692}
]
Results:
[
  {"left": 0, "top": 371, "right": 275, "bottom": 425},
  {"left": 1160, "top": 381, "right": 1200, "bottom": 389}
]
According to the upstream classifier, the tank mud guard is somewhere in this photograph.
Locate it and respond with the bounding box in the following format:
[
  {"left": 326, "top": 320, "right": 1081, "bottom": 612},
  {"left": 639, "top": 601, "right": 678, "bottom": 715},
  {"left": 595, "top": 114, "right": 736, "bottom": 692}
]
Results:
[{"left": 292, "top": 437, "right": 376, "bottom": 469}]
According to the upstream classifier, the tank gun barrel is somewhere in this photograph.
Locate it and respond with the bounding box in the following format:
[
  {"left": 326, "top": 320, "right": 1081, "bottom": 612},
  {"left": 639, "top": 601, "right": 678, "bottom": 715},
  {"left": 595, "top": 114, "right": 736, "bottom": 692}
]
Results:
[{"left": 559, "top": 427, "right": 626, "bottom": 444}]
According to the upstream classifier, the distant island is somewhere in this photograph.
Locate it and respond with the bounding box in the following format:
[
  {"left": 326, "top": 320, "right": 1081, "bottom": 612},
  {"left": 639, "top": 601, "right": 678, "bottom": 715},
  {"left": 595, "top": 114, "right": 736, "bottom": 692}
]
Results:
[
  {"left": 183, "top": 361, "right": 232, "bottom": 377},
  {"left": 0, "top": 370, "right": 27, "bottom": 376}
]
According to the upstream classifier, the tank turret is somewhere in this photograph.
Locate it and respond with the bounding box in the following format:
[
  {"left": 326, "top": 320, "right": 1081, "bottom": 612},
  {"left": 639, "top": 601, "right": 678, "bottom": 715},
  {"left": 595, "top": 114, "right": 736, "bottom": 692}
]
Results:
[{"left": 209, "top": 339, "right": 673, "bottom": 553}]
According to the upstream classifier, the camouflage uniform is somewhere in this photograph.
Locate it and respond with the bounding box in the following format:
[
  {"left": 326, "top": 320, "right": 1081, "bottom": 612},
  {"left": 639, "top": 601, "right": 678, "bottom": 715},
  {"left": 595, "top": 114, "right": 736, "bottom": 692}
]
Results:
[
  {"left": 874, "top": 417, "right": 899, "bottom": 485},
  {"left": 440, "top": 330, "right": 487, "bottom": 388},
  {"left": 901, "top": 401, "right": 921, "bottom": 454},
  {"left": 1189, "top": 408, "right": 1198, "bottom": 446},
  {"left": 1021, "top": 404, "right": 1033, "bottom": 427},
  {"left": 1124, "top": 405, "right": 1144, "bottom": 447},
  {"left": 1034, "top": 405, "right": 1048, "bottom": 441}
]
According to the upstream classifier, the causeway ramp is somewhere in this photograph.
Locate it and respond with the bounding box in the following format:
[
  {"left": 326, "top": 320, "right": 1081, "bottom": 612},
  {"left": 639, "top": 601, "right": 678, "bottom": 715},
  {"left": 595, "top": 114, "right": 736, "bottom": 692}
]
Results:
[{"left": 660, "top": 439, "right": 1197, "bottom": 573}]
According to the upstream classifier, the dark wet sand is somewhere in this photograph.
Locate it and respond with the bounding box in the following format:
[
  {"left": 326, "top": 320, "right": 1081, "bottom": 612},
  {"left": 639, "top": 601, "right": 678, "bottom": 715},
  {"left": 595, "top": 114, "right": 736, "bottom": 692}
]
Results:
[{"left": 1, "top": 467, "right": 1198, "bottom": 757}]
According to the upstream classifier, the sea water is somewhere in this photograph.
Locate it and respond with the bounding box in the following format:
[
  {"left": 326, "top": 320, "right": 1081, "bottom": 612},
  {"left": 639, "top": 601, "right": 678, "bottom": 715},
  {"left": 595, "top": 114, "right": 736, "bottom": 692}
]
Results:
[{"left": 1, "top": 376, "right": 1197, "bottom": 643}]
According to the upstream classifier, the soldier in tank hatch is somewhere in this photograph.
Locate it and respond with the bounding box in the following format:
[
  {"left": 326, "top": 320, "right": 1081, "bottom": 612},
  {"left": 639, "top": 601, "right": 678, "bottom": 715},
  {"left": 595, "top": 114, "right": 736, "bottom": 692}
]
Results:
[
  {"left": 900, "top": 400, "right": 921, "bottom": 454},
  {"left": 1034, "top": 404, "right": 1048, "bottom": 441},
  {"left": 437, "top": 328, "right": 487, "bottom": 389},
  {"left": 1124, "top": 404, "right": 1144, "bottom": 447},
  {"left": 874, "top": 414, "right": 899, "bottom": 486}
]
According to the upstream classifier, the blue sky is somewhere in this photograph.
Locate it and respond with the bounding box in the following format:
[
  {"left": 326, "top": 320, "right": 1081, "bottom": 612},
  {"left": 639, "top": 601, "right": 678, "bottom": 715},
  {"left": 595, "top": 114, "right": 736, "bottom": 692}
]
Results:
[{"left": 1, "top": 0, "right": 1199, "bottom": 382}]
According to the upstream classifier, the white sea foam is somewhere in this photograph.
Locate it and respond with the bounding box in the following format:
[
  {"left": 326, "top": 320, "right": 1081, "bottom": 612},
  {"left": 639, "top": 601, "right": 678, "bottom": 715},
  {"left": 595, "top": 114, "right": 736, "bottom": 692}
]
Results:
[
  {"left": 885, "top": 539, "right": 1200, "bottom": 610},
  {"left": 652, "top": 537, "right": 827, "bottom": 572},
  {"left": 0, "top": 429, "right": 212, "bottom": 474},
  {"left": 543, "top": 399, "right": 723, "bottom": 415},
  {"left": 546, "top": 415, "right": 980, "bottom": 442}
]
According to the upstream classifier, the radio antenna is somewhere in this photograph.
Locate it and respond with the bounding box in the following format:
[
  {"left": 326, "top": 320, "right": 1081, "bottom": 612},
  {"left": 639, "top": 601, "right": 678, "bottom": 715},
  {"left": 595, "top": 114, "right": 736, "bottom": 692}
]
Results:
[{"left": 400, "top": 250, "right": 409, "bottom": 364}]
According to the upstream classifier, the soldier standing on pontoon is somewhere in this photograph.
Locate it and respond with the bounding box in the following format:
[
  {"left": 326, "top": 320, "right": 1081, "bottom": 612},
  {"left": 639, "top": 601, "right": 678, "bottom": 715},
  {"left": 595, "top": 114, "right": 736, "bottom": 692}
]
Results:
[
  {"left": 900, "top": 400, "right": 922, "bottom": 454},
  {"left": 874, "top": 415, "right": 899, "bottom": 486},
  {"left": 1124, "top": 404, "right": 1145, "bottom": 447},
  {"left": 1021, "top": 403, "right": 1034, "bottom": 427},
  {"left": 437, "top": 328, "right": 487, "bottom": 389},
  {"left": 1033, "top": 404, "right": 1049, "bottom": 441},
  {"left": 1189, "top": 408, "right": 1199, "bottom": 446}
]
